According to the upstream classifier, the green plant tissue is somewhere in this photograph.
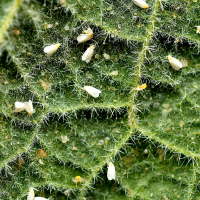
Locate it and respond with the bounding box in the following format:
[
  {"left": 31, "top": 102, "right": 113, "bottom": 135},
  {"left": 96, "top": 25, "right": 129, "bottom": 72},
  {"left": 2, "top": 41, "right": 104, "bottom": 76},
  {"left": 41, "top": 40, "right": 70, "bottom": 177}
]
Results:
[{"left": 0, "top": 0, "right": 200, "bottom": 199}]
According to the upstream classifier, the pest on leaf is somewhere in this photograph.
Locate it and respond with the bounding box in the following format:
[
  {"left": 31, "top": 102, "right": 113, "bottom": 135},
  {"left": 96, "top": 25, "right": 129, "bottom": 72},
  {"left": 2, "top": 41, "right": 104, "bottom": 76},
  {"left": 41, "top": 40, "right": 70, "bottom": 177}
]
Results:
[
  {"left": 35, "top": 197, "right": 49, "bottom": 200},
  {"left": 72, "top": 142, "right": 77, "bottom": 150},
  {"left": 44, "top": 43, "right": 60, "bottom": 56},
  {"left": 180, "top": 58, "right": 188, "bottom": 68},
  {"left": 18, "top": 157, "right": 25, "bottom": 169},
  {"left": 27, "top": 188, "right": 35, "bottom": 200},
  {"left": 27, "top": 189, "right": 48, "bottom": 200},
  {"left": 13, "top": 29, "right": 20, "bottom": 35},
  {"left": 103, "top": 53, "right": 110, "bottom": 60},
  {"left": 110, "top": 71, "right": 118, "bottom": 76},
  {"left": 97, "top": 140, "right": 104, "bottom": 145},
  {"left": 196, "top": 26, "right": 200, "bottom": 34},
  {"left": 73, "top": 146, "right": 77, "bottom": 151},
  {"left": 77, "top": 28, "right": 93, "bottom": 43},
  {"left": 83, "top": 86, "right": 101, "bottom": 98},
  {"left": 38, "top": 159, "right": 44, "bottom": 165},
  {"left": 61, "top": 135, "right": 70, "bottom": 143},
  {"left": 132, "top": 0, "right": 149, "bottom": 8},
  {"left": 137, "top": 83, "right": 147, "bottom": 90},
  {"left": 107, "top": 162, "right": 116, "bottom": 180},
  {"left": 14, "top": 100, "right": 34, "bottom": 115},
  {"left": 82, "top": 45, "right": 95, "bottom": 63},
  {"left": 168, "top": 55, "right": 182, "bottom": 70},
  {"left": 72, "top": 176, "right": 84, "bottom": 187},
  {"left": 36, "top": 149, "right": 47, "bottom": 159}
]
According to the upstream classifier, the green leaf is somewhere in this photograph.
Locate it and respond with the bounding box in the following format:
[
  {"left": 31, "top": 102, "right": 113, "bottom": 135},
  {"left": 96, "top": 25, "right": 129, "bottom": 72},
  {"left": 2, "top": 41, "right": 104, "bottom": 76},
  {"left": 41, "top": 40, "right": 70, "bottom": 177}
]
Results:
[
  {"left": 1, "top": 0, "right": 200, "bottom": 199},
  {"left": 0, "top": 0, "right": 22, "bottom": 44}
]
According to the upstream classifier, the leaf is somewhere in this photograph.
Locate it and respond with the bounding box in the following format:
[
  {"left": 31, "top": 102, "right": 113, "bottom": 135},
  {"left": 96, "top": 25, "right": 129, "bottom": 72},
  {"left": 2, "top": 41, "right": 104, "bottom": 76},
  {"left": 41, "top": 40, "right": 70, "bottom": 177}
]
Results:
[
  {"left": 0, "top": 0, "right": 22, "bottom": 44},
  {"left": 1, "top": 0, "right": 200, "bottom": 199}
]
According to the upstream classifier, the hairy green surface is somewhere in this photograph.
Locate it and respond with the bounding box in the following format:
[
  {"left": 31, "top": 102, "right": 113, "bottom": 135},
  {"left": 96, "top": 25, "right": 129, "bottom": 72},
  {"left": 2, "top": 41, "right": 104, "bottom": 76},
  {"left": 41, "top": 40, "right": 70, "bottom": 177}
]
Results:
[{"left": 1, "top": 0, "right": 200, "bottom": 199}]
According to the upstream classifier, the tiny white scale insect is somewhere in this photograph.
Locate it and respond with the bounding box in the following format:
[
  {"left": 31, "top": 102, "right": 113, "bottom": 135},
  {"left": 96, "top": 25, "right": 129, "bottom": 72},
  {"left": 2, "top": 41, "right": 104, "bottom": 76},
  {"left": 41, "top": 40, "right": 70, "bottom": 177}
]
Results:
[
  {"left": 103, "top": 53, "right": 110, "bottom": 60},
  {"left": 107, "top": 162, "right": 116, "bottom": 180},
  {"left": 132, "top": 0, "right": 149, "bottom": 8},
  {"left": 180, "top": 58, "right": 188, "bottom": 68},
  {"left": 196, "top": 26, "right": 200, "bottom": 34},
  {"left": 83, "top": 86, "right": 101, "bottom": 98},
  {"left": 109, "top": 71, "right": 118, "bottom": 76},
  {"left": 27, "top": 188, "right": 48, "bottom": 200},
  {"left": 27, "top": 189, "right": 35, "bottom": 200},
  {"left": 82, "top": 45, "right": 95, "bottom": 63},
  {"left": 168, "top": 55, "right": 182, "bottom": 70},
  {"left": 44, "top": 43, "right": 61, "bottom": 56},
  {"left": 77, "top": 28, "right": 93, "bottom": 43},
  {"left": 61, "top": 135, "right": 70, "bottom": 143},
  {"left": 14, "top": 100, "right": 34, "bottom": 115}
]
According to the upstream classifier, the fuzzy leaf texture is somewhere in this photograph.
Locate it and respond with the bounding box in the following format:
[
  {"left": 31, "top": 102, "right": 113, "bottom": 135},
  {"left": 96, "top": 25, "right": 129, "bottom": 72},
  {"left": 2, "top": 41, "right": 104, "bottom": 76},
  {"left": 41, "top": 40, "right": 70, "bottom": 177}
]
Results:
[{"left": 1, "top": 0, "right": 200, "bottom": 199}]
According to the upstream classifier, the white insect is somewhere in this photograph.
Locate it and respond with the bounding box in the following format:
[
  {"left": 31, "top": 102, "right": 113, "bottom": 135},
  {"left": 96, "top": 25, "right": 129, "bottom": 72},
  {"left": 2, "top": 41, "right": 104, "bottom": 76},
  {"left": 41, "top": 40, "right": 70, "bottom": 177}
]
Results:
[
  {"left": 77, "top": 28, "right": 93, "bottom": 43},
  {"left": 168, "top": 55, "right": 182, "bottom": 70},
  {"left": 14, "top": 100, "right": 34, "bottom": 115},
  {"left": 180, "top": 58, "right": 188, "bottom": 68},
  {"left": 61, "top": 135, "right": 70, "bottom": 143},
  {"left": 82, "top": 45, "right": 95, "bottom": 63},
  {"left": 83, "top": 86, "right": 101, "bottom": 98},
  {"left": 103, "top": 53, "right": 110, "bottom": 60},
  {"left": 38, "top": 159, "right": 44, "bottom": 165},
  {"left": 44, "top": 43, "right": 61, "bottom": 56},
  {"left": 109, "top": 71, "right": 118, "bottom": 76},
  {"left": 27, "top": 189, "right": 48, "bottom": 200},
  {"left": 107, "top": 162, "right": 116, "bottom": 180},
  {"left": 196, "top": 26, "right": 200, "bottom": 34},
  {"left": 27, "top": 189, "right": 35, "bottom": 200},
  {"left": 132, "top": 0, "right": 149, "bottom": 8}
]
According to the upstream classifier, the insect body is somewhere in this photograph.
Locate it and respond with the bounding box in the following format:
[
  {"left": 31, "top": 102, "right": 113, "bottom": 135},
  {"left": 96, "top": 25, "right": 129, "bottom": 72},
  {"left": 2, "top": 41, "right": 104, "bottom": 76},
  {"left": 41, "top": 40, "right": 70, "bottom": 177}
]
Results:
[
  {"left": 82, "top": 45, "right": 95, "bottom": 63},
  {"left": 27, "top": 189, "right": 35, "bottom": 200},
  {"left": 83, "top": 86, "right": 101, "bottom": 98},
  {"left": 196, "top": 26, "right": 200, "bottom": 34},
  {"left": 137, "top": 83, "right": 147, "bottom": 90},
  {"left": 107, "top": 162, "right": 116, "bottom": 180},
  {"left": 14, "top": 100, "right": 34, "bottom": 115},
  {"left": 132, "top": 0, "right": 149, "bottom": 8},
  {"left": 77, "top": 28, "right": 93, "bottom": 43},
  {"left": 44, "top": 43, "right": 61, "bottom": 56},
  {"left": 27, "top": 189, "right": 48, "bottom": 200},
  {"left": 72, "top": 176, "right": 84, "bottom": 187},
  {"left": 168, "top": 56, "right": 182, "bottom": 70}
]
